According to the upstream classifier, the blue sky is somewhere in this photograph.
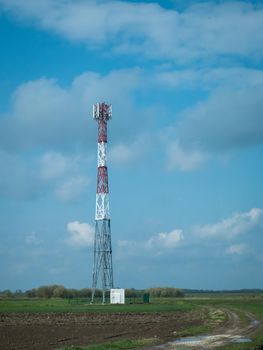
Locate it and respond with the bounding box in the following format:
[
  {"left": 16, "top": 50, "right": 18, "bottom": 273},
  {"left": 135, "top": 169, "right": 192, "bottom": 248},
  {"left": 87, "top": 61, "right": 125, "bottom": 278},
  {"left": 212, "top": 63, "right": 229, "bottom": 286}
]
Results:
[{"left": 0, "top": 0, "right": 263, "bottom": 291}]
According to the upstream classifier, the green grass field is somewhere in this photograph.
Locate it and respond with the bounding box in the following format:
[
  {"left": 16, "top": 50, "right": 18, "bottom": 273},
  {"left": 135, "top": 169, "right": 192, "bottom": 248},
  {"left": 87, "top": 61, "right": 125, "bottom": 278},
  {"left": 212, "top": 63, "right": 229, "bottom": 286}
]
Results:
[
  {"left": 0, "top": 297, "right": 196, "bottom": 313},
  {"left": 1, "top": 294, "right": 263, "bottom": 315},
  {"left": 58, "top": 339, "right": 157, "bottom": 350}
]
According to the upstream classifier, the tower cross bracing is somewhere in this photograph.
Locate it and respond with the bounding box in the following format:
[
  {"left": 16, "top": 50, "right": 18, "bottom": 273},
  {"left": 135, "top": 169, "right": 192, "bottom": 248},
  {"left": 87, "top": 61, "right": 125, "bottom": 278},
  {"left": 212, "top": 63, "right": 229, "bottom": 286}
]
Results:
[{"left": 91, "top": 102, "right": 114, "bottom": 303}]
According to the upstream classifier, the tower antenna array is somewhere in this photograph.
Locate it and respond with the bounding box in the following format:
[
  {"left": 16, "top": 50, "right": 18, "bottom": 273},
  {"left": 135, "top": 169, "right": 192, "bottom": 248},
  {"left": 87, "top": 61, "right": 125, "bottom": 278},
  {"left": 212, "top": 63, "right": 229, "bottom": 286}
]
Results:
[{"left": 91, "top": 102, "right": 114, "bottom": 303}]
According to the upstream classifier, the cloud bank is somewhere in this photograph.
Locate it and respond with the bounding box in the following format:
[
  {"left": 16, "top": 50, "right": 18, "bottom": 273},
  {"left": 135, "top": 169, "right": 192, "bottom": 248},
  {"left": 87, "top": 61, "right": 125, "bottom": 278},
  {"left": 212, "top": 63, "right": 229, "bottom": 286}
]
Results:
[
  {"left": 118, "top": 208, "right": 262, "bottom": 259},
  {"left": 0, "top": 70, "right": 141, "bottom": 151},
  {"left": 0, "top": 1, "right": 262, "bottom": 62},
  {"left": 194, "top": 208, "right": 263, "bottom": 238}
]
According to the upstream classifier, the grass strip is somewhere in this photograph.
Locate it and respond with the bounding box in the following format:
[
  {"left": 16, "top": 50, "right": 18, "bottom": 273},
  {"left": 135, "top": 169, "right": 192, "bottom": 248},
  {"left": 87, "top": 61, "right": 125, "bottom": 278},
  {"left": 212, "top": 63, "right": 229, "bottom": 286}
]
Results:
[
  {"left": 57, "top": 338, "right": 156, "bottom": 350},
  {"left": 0, "top": 298, "right": 195, "bottom": 313}
]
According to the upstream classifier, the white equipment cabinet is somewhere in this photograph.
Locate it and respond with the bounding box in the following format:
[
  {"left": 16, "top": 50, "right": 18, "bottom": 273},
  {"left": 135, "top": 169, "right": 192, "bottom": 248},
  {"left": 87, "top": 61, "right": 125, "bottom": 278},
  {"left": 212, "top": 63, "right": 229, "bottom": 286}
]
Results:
[{"left": 110, "top": 289, "right": 125, "bottom": 304}]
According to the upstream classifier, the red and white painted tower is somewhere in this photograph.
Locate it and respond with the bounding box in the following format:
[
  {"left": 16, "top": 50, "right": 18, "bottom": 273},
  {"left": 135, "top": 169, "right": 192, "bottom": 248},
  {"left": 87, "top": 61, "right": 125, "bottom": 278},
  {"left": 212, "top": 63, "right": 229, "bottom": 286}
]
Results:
[{"left": 91, "top": 102, "right": 114, "bottom": 303}]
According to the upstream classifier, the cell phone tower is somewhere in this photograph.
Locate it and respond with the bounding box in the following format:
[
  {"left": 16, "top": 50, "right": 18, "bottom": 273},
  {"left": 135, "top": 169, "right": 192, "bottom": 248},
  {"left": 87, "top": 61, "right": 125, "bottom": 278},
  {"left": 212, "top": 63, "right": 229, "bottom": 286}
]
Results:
[{"left": 91, "top": 102, "right": 114, "bottom": 304}]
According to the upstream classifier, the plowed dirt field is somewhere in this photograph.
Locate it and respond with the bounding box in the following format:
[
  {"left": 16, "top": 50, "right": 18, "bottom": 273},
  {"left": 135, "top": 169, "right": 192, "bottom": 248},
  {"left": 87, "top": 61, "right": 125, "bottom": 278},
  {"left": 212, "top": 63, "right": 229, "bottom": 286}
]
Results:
[{"left": 0, "top": 310, "right": 204, "bottom": 350}]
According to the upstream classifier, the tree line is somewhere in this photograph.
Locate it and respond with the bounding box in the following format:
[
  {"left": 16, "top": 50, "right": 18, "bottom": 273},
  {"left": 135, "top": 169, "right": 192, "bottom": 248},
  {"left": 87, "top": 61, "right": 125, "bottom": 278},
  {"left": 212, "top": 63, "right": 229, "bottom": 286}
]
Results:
[{"left": 0, "top": 286, "right": 184, "bottom": 299}]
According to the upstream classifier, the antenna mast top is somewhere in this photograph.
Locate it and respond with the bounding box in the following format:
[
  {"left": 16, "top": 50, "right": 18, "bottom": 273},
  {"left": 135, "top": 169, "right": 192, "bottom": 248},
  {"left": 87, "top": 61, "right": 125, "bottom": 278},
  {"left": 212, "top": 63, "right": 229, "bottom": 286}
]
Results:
[{"left": 93, "top": 102, "right": 112, "bottom": 121}]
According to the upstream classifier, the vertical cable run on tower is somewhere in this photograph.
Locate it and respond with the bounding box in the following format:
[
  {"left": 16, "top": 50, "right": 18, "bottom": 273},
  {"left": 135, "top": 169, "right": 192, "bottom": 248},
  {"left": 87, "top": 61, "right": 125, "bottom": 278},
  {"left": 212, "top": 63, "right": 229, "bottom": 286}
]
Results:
[{"left": 91, "top": 102, "right": 114, "bottom": 303}]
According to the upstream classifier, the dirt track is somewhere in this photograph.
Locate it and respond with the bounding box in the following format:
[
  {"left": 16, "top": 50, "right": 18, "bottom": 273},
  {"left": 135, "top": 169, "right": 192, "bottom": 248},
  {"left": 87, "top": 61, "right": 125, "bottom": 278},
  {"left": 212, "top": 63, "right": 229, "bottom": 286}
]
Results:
[
  {"left": 0, "top": 310, "right": 204, "bottom": 350},
  {"left": 214, "top": 309, "right": 259, "bottom": 336},
  {"left": 153, "top": 310, "right": 261, "bottom": 350}
]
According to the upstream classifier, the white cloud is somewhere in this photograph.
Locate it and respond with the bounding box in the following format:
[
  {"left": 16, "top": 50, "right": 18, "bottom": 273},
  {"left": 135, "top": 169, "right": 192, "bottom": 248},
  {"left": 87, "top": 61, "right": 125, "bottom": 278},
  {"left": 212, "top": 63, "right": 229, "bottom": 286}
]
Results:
[
  {"left": 40, "top": 152, "right": 70, "bottom": 179},
  {"left": 225, "top": 243, "right": 247, "bottom": 255},
  {"left": 39, "top": 152, "right": 91, "bottom": 201},
  {"left": 0, "top": 150, "right": 43, "bottom": 199},
  {"left": 0, "top": 1, "right": 262, "bottom": 62},
  {"left": 0, "top": 77, "right": 82, "bottom": 150},
  {"left": 66, "top": 221, "right": 94, "bottom": 247},
  {"left": 156, "top": 67, "right": 263, "bottom": 90},
  {"left": 164, "top": 77, "right": 263, "bottom": 171},
  {"left": 166, "top": 141, "right": 207, "bottom": 171},
  {"left": 117, "top": 229, "right": 184, "bottom": 258},
  {"left": 116, "top": 239, "right": 140, "bottom": 258},
  {"left": 146, "top": 229, "right": 184, "bottom": 249},
  {"left": 55, "top": 176, "right": 89, "bottom": 202},
  {"left": 1, "top": 65, "right": 262, "bottom": 177},
  {"left": 0, "top": 68, "right": 145, "bottom": 200},
  {"left": 110, "top": 134, "right": 150, "bottom": 165},
  {"left": 194, "top": 208, "right": 263, "bottom": 238},
  {"left": 41, "top": 151, "right": 93, "bottom": 202},
  {"left": 110, "top": 143, "right": 138, "bottom": 165},
  {"left": 176, "top": 87, "right": 263, "bottom": 152},
  {"left": 0, "top": 148, "right": 91, "bottom": 201},
  {"left": 0, "top": 69, "right": 141, "bottom": 151}
]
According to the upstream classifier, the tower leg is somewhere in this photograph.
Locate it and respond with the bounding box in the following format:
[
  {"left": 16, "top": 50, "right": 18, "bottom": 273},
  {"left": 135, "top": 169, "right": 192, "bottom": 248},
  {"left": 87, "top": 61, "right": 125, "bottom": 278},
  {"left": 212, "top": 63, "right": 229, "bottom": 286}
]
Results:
[{"left": 91, "top": 219, "right": 113, "bottom": 303}]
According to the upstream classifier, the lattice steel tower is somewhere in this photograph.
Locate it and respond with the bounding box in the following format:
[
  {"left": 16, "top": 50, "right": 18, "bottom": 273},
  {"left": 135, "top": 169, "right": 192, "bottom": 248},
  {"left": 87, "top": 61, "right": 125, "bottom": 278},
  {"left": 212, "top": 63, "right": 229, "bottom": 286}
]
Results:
[{"left": 91, "top": 102, "right": 114, "bottom": 303}]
